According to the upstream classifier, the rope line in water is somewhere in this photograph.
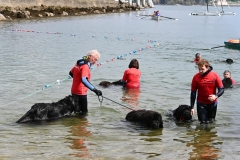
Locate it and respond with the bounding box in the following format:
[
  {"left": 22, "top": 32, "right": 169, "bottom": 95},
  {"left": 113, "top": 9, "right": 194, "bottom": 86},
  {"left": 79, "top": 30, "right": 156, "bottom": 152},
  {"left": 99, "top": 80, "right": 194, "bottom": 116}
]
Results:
[
  {"left": 92, "top": 42, "right": 160, "bottom": 69},
  {"left": 7, "top": 28, "right": 158, "bottom": 44},
  {"left": 0, "top": 76, "right": 71, "bottom": 108},
  {"left": 0, "top": 42, "right": 160, "bottom": 108}
]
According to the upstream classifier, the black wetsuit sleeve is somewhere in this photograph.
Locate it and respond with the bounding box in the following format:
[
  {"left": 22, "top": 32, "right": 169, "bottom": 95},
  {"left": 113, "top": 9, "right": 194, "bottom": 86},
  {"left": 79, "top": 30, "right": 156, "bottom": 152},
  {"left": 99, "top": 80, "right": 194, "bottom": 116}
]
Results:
[
  {"left": 190, "top": 91, "right": 196, "bottom": 109},
  {"left": 69, "top": 71, "right": 73, "bottom": 78},
  {"left": 216, "top": 87, "right": 224, "bottom": 98}
]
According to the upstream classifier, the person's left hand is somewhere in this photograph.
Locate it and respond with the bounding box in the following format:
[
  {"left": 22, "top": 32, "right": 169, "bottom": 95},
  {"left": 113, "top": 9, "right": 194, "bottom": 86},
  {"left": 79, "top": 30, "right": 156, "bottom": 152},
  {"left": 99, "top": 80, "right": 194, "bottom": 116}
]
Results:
[
  {"left": 93, "top": 88, "right": 102, "bottom": 96},
  {"left": 191, "top": 109, "right": 194, "bottom": 115},
  {"left": 208, "top": 94, "right": 217, "bottom": 101}
]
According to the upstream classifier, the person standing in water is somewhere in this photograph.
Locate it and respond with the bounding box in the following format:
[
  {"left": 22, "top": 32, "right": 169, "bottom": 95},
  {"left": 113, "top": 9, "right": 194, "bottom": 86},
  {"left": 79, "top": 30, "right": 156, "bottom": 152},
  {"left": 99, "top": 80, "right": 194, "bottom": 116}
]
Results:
[
  {"left": 190, "top": 59, "right": 224, "bottom": 124},
  {"left": 69, "top": 50, "right": 102, "bottom": 115}
]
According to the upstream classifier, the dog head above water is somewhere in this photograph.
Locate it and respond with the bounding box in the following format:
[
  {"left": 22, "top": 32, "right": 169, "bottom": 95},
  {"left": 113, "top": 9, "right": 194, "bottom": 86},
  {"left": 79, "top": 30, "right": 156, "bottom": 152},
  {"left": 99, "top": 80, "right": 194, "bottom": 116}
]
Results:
[
  {"left": 99, "top": 81, "right": 112, "bottom": 88},
  {"left": 173, "top": 105, "right": 192, "bottom": 121},
  {"left": 99, "top": 80, "right": 124, "bottom": 88},
  {"left": 222, "top": 78, "right": 233, "bottom": 89},
  {"left": 125, "top": 110, "right": 163, "bottom": 129},
  {"left": 226, "top": 58, "right": 233, "bottom": 64}
]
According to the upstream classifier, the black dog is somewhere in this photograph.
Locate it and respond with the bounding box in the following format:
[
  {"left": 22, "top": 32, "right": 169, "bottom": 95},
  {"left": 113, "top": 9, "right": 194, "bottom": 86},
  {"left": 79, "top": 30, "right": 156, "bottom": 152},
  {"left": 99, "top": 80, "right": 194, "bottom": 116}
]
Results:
[
  {"left": 226, "top": 58, "right": 233, "bottom": 64},
  {"left": 173, "top": 105, "right": 192, "bottom": 121},
  {"left": 125, "top": 110, "right": 163, "bottom": 129},
  {"left": 16, "top": 95, "right": 81, "bottom": 123},
  {"left": 222, "top": 78, "right": 233, "bottom": 88},
  {"left": 99, "top": 80, "right": 124, "bottom": 88}
]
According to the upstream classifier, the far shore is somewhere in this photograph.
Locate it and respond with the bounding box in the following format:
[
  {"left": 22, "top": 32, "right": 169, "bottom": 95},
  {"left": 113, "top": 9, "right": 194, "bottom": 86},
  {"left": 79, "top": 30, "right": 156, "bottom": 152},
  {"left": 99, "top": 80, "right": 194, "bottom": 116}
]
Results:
[
  {"left": 1, "top": 2, "right": 239, "bottom": 21},
  {"left": 0, "top": 3, "right": 147, "bottom": 21}
]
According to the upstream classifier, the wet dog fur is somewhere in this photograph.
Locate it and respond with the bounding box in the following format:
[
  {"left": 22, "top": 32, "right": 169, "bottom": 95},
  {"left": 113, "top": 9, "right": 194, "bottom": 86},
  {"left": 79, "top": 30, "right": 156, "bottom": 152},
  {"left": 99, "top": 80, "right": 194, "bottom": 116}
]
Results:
[
  {"left": 222, "top": 78, "right": 233, "bottom": 88},
  {"left": 99, "top": 80, "right": 124, "bottom": 88},
  {"left": 125, "top": 110, "right": 163, "bottom": 129},
  {"left": 173, "top": 105, "right": 192, "bottom": 121},
  {"left": 16, "top": 95, "right": 81, "bottom": 123},
  {"left": 226, "top": 58, "right": 233, "bottom": 64}
]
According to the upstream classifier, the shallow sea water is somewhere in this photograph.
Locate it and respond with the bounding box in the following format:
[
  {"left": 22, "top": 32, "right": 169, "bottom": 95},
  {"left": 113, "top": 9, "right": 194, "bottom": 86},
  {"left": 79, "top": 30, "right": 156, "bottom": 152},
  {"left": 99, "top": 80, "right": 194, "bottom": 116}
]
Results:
[{"left": 0, "top": 5, "right": 240, "bottom": 160}]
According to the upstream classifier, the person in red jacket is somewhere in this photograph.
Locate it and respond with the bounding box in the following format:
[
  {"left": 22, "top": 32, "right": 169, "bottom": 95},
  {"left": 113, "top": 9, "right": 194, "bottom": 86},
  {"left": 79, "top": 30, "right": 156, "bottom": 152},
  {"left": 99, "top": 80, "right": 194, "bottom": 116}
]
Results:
[
  {"left": 190, "top": 59, "right": 224, "bottom": 124},
  {"left": 69, "top": 50, "right": 102, "bottom": 115},
  {"left": 122, "top": 59, "right": 141, "bottom": 89}
]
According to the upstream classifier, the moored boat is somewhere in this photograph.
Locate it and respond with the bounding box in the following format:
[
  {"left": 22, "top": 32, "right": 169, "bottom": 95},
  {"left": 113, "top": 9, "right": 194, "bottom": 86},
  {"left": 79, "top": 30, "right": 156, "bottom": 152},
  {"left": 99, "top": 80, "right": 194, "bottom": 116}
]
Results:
[
  {"left": 220, "top": 11, "right": 236, "bottom": 15},
  {"left": 190, "top": 11, "right": 220, "bottom": 16},
  {"left": 224, "top": 39, "right": 240, "bottom": 50},
  {"left": 190, "top": 0, "right": 221, "bottom": 16}
]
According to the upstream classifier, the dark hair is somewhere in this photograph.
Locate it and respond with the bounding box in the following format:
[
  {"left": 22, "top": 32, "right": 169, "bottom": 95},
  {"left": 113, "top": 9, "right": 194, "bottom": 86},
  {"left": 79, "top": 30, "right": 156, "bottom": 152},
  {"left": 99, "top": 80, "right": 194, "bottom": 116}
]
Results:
[
  {"left": 129, "top": 59, "right": 139, "bottom": 69},
  {"left": 195, "top": 53, "right": 201, "bottom": 58}
]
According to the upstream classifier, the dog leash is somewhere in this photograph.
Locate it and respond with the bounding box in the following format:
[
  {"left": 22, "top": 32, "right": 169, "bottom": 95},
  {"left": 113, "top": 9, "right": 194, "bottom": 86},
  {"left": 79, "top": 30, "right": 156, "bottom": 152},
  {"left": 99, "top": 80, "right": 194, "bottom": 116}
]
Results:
[
  {"left": 101, "top": 96, "right": 134, "bottom": 111},
  {"left": 98, "top": 95, "right": 103, "bottom": 106}
]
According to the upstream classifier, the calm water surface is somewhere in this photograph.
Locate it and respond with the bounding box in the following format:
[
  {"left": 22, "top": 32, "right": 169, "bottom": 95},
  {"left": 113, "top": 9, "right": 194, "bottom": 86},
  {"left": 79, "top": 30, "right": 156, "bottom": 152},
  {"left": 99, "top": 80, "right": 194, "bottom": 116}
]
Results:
[{"left": 0, "top": 5, "right": 240, "bottom": 160}]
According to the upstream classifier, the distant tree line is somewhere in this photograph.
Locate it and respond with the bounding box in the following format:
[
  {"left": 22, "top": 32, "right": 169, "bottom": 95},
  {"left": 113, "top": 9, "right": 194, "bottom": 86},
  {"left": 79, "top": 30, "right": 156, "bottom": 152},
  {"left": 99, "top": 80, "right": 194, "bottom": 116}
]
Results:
[{"left": 152, "top": 0, "right": 237, "bottom": 5}]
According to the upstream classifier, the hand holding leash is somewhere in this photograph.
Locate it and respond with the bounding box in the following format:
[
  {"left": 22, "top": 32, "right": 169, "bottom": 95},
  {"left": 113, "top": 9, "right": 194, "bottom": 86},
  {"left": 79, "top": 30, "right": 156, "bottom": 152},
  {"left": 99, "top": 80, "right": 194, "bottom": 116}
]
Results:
[{"left": 93, "top": 88, "right": 102, "bottom": 96}]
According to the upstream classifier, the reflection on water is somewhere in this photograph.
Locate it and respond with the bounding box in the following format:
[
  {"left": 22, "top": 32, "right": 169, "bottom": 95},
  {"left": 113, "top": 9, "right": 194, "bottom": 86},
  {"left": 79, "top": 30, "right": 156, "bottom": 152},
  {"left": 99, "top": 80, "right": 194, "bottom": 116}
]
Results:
[
  {"left": 63, "top": 117, "right": 92, "bottom": 158},
  {"left": 121, "top": 88, "right": 141, "bottom": 110},
  {"left": 187, "top": 125, "right": 222, "bottom": 160}
]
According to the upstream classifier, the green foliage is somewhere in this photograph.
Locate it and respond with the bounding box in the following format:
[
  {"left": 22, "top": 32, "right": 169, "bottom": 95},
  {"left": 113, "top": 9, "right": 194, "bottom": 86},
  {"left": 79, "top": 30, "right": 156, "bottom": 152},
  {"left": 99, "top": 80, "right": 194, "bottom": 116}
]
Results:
[{"left": 5, "top": 6, "right": 12, "bottom": 11}]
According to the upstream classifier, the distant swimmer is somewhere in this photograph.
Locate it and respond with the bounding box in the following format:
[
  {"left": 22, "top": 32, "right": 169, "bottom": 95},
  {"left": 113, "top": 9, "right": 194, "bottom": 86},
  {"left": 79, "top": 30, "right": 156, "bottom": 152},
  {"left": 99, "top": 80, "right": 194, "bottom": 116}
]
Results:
[
  {"left": 222, "top": 70, "right": 236, "bottom": 88},
  {"left": 193, "top": 53, "right": 202, "bottom": 63}
]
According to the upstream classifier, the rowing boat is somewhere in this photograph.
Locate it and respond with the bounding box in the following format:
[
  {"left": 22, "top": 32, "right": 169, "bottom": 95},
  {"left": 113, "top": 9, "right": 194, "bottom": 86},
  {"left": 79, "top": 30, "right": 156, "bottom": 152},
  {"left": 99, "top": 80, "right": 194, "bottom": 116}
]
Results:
[
  {"left": 224, "top": 39, "right": 240, "bottom": 50},
  {"left": 151, "top": 15, "right": 160, "bottom": 21}
]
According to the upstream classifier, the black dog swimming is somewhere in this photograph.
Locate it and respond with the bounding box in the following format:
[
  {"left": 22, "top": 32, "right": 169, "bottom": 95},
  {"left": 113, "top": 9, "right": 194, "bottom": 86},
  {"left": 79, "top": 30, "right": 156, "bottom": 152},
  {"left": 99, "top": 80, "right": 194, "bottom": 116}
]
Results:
[
  {"left": 16, "top": 95, "right": 81, "bottom": 123},
  {"left": 226, "top": 58, "right": 233, "bottom": 64},
  {"left": 125, "top": 110, "right": 163, "bottom": 129},
  {"left": 173, "top": 105, "right": 192, "bottom": 122},
  {"left": 222, "top": 78, "right": 233, "bottom": 88},
  {"left": 99, "top": 80, "right": 124, "bottom": 88}
]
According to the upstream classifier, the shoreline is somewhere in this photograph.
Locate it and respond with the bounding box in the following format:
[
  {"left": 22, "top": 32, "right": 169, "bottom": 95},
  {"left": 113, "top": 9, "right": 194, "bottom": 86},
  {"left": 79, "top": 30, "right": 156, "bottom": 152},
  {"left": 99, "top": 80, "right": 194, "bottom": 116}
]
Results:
[{"left": 0, "top": 3, "right": 144, "bottom": 21}]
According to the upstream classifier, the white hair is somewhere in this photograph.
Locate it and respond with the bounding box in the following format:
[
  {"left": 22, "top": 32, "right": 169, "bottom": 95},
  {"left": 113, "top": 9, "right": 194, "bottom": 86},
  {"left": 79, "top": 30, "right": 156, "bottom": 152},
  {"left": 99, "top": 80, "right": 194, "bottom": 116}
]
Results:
[{"left": 87, "top": 50, "right": 100, "bottom": 58}]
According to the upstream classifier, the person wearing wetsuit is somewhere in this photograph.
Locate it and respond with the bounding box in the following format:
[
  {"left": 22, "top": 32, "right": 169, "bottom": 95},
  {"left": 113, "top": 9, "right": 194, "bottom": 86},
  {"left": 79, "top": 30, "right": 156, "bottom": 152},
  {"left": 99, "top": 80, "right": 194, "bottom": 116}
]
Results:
[
  {"left": 190, "top": 59, "right": 224, "bottom": 124},
  {"left": 222, "top": 70, "right": 236, "bottom": 85},
  {"left": 193, "top": 53, "right": 202, "bottom": 63},
  {"left": 122, "top": 59, "right": 141, "bottom": 89},
  {"left": 69, "top": 50, "right": 102, "bottom": 114}
]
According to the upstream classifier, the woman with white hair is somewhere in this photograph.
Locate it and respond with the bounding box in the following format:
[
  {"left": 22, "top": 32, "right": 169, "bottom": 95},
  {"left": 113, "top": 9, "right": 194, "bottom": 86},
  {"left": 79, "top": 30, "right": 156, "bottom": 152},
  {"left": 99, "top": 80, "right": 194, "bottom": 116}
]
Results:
[{"left": 69, "top": 50, "right": 102, "bottom": 115}]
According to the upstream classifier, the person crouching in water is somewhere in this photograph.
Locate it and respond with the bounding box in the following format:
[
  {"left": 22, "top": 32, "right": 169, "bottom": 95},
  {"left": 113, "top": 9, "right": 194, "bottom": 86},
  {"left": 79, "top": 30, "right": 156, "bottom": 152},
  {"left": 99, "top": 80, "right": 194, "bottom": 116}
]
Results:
[
  {"left": 193, "top": 53, "right": 202, "bottom": 63},
  {"left": 121, "top": 59, "right": 141, "bottom": 89},
  {"left": 222, "top": 70, "right": 236, "bottom": 88},
  {"left": 190, "top": 59, "right": 224, "bottom": 124}
]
